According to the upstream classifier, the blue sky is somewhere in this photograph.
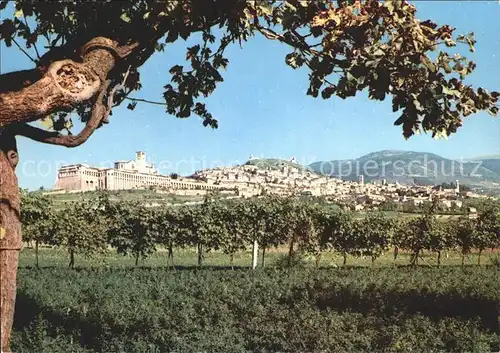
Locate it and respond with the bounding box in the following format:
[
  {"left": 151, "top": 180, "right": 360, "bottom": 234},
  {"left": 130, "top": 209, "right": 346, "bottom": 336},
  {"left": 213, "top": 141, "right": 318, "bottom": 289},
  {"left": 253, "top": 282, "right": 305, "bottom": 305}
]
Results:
[{"left": 1, "top": 1, "right": 499, "bottom": 190}]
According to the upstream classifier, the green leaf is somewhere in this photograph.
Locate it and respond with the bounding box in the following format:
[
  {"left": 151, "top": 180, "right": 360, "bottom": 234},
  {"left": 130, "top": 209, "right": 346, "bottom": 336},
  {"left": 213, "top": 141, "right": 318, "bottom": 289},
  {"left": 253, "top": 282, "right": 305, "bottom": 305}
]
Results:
[
  {"left": 413, "top": 99, "right": 422, "bottom": 111},
  {"left": 346, "top": 72, "right": 357, "bottom": 84},
  {"left": 40, "top": 116, "right": 54, "bottom": 130},
  {"left": 442, "top": 85, "right": 459, "bottom": 97},
  {"left": 421, "top": 56, "right": 436, "bottom": 73},
  {"left": 258, "top": 3, "right": 273, "bottom": 16},
  {"left": 14, "top": 8, "right": 23, "bottom": 18},
  {"left": 321, "top": 86, "right": 335, "bottom": 99},
  {"left": 120, "top": 12, "right": 131, "bottom": 23},
  {"left": 284, "top": 1, "right": 296, "bottom": 11},
  {"left": 384, "top": 0, "right": 395, "bottom": 14}
]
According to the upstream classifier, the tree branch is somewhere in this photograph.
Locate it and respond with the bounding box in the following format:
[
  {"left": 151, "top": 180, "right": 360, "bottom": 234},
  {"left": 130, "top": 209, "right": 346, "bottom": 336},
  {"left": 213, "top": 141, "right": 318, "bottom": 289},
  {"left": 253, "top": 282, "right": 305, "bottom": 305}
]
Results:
[
  {"left": 0, "top": 69, "right": 43, "bottom": 94},
  {"left": 124, "top": 97, "right": 167, "bottom": 106},
  {"left": 13, "top": 80, "right": 114, "bottom": 148},
  {"left": 23, "top": 14, "right": 41, "bottom": 60},
  {"left": 12, "top": 38, "right": 37, "bottom": 64}
]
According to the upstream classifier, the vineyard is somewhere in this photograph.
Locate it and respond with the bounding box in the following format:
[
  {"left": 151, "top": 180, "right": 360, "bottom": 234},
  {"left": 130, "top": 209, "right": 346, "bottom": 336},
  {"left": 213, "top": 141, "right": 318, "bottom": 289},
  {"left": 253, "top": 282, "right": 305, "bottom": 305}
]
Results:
[
  {"left": 21, "top": 191, "right": 500, "bottom": 269},
  {"left": 14, "top": 191, "right": 500, "bottom": 352},
  {"left": 11, "top": 267, "right": 500, "bottom": 352}
]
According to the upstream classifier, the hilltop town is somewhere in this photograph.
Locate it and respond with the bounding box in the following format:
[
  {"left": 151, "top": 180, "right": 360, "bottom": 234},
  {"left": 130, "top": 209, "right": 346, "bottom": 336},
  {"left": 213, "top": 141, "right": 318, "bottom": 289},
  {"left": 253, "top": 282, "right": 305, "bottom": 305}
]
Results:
[{"left": 51, "top": 151, "right": 495, "bottom": 213}]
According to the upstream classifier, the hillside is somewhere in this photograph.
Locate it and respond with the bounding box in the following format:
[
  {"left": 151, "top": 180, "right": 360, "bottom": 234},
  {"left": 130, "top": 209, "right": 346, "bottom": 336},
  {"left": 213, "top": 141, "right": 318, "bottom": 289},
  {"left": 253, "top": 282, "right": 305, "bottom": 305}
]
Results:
[
  {"left": 245, "top": 158, "right": 307, "bottom": 171},
  {"left": 40, "top": 189, "right": 228, "bottom": 209},
  {"left": 308, "top": 150, "right": 500, "bottom": 187}
]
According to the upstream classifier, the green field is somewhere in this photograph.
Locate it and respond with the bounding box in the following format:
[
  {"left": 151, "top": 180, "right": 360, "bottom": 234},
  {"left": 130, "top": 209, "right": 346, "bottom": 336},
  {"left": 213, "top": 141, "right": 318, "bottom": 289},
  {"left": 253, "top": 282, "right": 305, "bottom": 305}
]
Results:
[
  {"left": 11, "top": 250, "right": 500, "bottom": 353},
  {"left": 14, "top": 192, "right": 499, "bottom": 352},
  {"left": 18, "top": 246, "right": 499, "bottom": 269},
  {"left": 41, "top": 189, "right": 212, "bottom": 209}
]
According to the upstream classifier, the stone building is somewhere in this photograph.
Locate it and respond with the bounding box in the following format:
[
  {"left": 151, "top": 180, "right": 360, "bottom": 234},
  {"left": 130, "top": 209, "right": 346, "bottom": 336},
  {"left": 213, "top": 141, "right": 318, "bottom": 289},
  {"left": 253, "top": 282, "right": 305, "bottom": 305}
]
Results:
[{"left": 54, "top": 152, "right": 223, "bottom": 192}]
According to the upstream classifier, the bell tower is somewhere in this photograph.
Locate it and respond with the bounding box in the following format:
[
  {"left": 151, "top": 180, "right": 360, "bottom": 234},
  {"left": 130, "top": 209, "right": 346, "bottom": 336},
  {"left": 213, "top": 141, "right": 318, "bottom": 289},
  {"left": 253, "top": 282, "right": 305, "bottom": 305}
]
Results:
[{"left": 136, "top": 151, "right": 146, "bottom": 161}]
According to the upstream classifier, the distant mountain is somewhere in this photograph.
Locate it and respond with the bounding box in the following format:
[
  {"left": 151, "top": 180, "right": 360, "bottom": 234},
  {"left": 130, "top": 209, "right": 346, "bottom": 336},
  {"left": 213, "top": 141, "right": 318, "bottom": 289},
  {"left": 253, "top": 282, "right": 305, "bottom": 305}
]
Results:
[
  {"left": 467, "top": 154, "right": 500, "bottom": 161},
  {"left": 473, "top": 159, "right": 500, "bottom": 176},
  {"left": 308, "top": 150, "right": 500, "bottom": 187}
]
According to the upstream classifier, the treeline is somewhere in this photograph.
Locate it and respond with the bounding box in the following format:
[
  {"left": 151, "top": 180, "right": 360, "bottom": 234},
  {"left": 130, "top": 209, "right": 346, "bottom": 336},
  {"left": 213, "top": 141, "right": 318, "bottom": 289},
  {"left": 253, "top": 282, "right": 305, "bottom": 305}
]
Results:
[{"left": 21, "top": 191, "right": 500, "bottom": 268}]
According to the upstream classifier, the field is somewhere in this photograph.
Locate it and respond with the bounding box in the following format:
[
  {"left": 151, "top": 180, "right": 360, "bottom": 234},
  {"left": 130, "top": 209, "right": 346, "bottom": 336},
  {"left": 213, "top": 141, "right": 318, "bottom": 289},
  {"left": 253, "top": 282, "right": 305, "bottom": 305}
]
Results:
[
  {"left": 15, "top": 192, "right": 500, "bottom": 352},
  {"left": 18, "top": 246, "right": 499, "bottom": 268},
  {"left": 41, "top": 190, "right": 213, "bottom": 209},
  {"left": 11, "top": 248, "right": 500, "bottom": 353}
]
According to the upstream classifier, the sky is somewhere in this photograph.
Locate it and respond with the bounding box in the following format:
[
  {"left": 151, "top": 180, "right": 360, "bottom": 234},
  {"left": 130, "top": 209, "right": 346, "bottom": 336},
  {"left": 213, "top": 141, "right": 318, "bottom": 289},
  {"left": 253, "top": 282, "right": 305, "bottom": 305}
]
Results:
[{"left": 1, "top": 1, "right": 499, "bottom": 190}]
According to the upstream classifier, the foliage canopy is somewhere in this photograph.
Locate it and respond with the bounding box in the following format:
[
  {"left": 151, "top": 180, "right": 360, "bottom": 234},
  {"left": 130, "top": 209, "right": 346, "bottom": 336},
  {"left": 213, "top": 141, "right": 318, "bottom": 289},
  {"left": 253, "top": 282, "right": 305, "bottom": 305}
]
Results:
[{"left": 1, "top": 0, "right": 498, "bottom": 138}]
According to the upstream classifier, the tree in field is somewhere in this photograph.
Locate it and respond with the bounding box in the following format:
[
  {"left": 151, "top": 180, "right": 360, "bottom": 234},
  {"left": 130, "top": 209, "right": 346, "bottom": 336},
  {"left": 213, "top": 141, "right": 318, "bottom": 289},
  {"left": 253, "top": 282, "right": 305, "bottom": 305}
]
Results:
[
  {"left": 293, "top": 201, "right": 328, "bottom": 268},
  {"left": 241, "top": 195, "right": 288, "bottom": 267},
  {"left": 474, "top": 207, "right": 500, "bottom": 265},
  {"left": 19, "top": 190, "right": 54, "bottom": 268},
  {"left": 184, "top": 196, "right": 226, "bottom": 267},
  {"left": 217, "top": 200, "right": 248, "bottom": 269},
  {"left": 154, "top": 206, "right": 189, "bottom": 268},
  {"left": 107, "top": 201, "right": 157, "bottom": 266},
  {"left": 452, "top": 217, "right": 477, "bottom": 267},
  {"left": 403, "top": 216, "right": 431, "bottom": 266},
  {"left": 359, "top": 212, "right": 393, "bottom": 265},
  {"left": 323, "top": 211, "right": 357, "bottom": 266},
  {"left": 427, "top": 218, "right": 453, "bottom": 267},
  {"left": 391, "top": 218, "right": 408, "bottom": 264},
  {"left": 426, "top": 216, "right": 452, "bottom": 267},
  {"left": 279, "top": 197, "right": 306, "bottom": 266},
  {"left": 50, "top": 201, "right": 108, "bottom": 269},
  {"left": 1, "top": 1, "right": 499, "bottom": 350}
]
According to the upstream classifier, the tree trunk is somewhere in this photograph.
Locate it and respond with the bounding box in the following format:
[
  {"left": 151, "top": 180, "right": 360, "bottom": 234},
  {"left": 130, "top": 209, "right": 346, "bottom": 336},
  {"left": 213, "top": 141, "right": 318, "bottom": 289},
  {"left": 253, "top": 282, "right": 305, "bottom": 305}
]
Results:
[
  {"left": 167, "top": 244, "right": 174, "bottom": 269},
  {"left": 229, "top": 253, "right": 234, "bottom": 270},
  {"left": 410, "top": 249, "right": 420, "bottom": 267},
  {"left": 393, "top": 246, "right": 399, "bottom": 263},
  {"left": 371, "top": 255, "right": 375, "bottom": 267},
  {"left": 69, "top": 250, "right": 75, "bottom": 269},
  {"left": 135, "top": 253, "right": 139, "bottom": 267},
  {"left": 288, "top": 236, "right": 295, "bottom": 267},
  {"left": 35, "top": 240, "right": 39, "bottom": 269},
  {"left": 0, "top": 250, "right": 18, "bottom": 353},
  {"left": 343, "top": 252, "right": 347, "bottom": 266},
  {"left": 315, "top": 253, "right": 321, "bottom": 269},
  {"left": 477, "top": 249, "right": 482, "bottom": 266},
  {"left": 0, "top": 37, "right": 137, "bottom": 353},
  {"left": 461, "top": 252, "right": 465, "bottom": 267},
  {"left": 0, "top": 133, "right": 22, "bottom": 353},
  {"left": 197, "top": 243, "right": 203, "bottom": 267},
  {"left": 261, "top": 247, "right": 266, "bottom": 267},
  {"left": 437, "top": 250, "right": 441, "bottom": 268}
]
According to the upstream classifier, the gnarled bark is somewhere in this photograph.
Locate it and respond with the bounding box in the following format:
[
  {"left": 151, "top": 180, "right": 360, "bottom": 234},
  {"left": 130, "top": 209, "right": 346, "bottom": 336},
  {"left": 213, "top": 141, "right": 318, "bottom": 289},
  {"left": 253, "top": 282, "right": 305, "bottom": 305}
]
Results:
[
  {"left": 0, "top": 56, "right": 109, "bottom": 126},
  {"left": 0, "top": 37, "right": 136, "bottom": 128},
  {"left": 0, "top": 132, "right": 21, "bottom": 353},
  {"left": 0, "top": 36, "right": 136, "bottom": 353},
  {"left": 12, "top": 79, "right": 114, "bottom": 148}
]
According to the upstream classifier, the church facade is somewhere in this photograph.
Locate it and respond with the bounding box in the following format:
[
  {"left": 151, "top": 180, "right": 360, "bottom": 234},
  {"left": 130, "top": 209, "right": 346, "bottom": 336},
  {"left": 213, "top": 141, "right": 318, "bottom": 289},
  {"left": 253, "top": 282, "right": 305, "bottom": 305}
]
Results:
[{"left": 54, "top": 151, "right": 222, "bottom": 192}]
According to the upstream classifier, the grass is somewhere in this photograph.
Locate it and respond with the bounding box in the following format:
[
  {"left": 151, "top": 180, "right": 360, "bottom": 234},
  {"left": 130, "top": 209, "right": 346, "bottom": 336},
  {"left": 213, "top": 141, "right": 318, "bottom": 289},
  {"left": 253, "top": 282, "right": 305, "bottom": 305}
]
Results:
[
  {"left": 43, "top": 189, "right": 230, "bottom": 209},
  {"left": 19, "top": 246, "right": 499, "bottom": 269}
]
